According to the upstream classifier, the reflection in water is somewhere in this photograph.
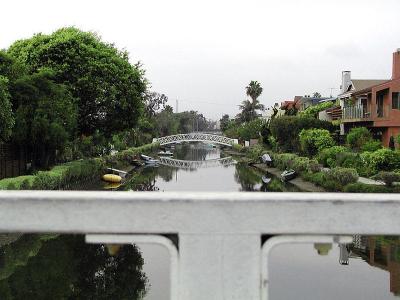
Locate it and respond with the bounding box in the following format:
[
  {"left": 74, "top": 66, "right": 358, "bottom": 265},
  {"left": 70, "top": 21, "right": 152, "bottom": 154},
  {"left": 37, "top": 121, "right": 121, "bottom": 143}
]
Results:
[
  {"left": 350, "top": 236, "right": 400, "bottom": 296},
  {"left": 124, "top": 144, "right": 300, "bottom": 193},
  {"left": 0, "top": 234, "right": 147, "bottom": 299}
]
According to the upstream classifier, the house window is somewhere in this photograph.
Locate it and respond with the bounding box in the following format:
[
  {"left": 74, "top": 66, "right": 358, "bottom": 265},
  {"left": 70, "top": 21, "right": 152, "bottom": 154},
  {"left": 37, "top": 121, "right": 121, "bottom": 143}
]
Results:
[{"left": 392, "top": 92, "right": 400, "bottom": 109}]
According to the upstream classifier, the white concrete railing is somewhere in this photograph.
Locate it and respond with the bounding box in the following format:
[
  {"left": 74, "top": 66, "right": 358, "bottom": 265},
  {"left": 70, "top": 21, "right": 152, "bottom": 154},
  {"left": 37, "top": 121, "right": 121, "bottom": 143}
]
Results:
[
  {"left": 1, "top": 191, "right": 400, "bottom": 300},
  {"left": 153, "top": 133, "right": 238, "bottom": 146}
]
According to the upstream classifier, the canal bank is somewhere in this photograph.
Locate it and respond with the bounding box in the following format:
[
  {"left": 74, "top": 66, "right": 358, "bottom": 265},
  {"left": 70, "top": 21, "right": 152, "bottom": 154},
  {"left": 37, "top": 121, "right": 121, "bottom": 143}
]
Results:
[{"left": 253, "top": 163, "right": 326, "bottom": 192}]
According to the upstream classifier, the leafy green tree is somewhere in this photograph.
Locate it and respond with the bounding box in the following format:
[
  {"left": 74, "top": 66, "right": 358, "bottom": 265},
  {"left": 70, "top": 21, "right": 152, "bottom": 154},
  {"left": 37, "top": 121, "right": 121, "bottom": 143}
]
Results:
[
  {"left": 0, "top": 51, "right": 24, "bottom": 81},
  {"left": 10, "top": 69, "right": 77, "bottom": 168},
  {"left": 145, "top": 92, "right": 168, "bottom": 117},
  {"left": 220, "top": 114, "right": 231, "bottom": 132},
  {"left": 155, "top": 109, "right": 179, "bottom": 136},
  {"left": 8, "top": 27, "right": 147, "bottom": 136},
  {"left": 0, "top": 76, "right": 14, "bottom": 142},
  {"left": 299, "top": 101, "right": 334, "bottom": 118}
]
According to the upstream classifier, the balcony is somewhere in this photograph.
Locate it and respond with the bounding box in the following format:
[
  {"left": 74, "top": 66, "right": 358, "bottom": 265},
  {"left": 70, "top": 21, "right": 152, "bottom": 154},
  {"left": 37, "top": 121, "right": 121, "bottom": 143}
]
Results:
[{"left": 342, "top": 104, "right": 372, "bottom": 122}]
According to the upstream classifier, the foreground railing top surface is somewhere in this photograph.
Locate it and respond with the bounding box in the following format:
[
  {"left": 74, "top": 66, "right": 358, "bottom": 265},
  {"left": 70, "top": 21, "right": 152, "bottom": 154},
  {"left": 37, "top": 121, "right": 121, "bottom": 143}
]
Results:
[{"left": 1, "top": 191, "right": 400, "bottom": 235}]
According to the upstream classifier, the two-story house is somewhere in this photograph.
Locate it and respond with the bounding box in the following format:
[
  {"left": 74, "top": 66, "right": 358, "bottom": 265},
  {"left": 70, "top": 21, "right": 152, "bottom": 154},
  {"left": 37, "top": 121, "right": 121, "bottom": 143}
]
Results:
[{"left": 340, "top": 49, "right": 400, "bottom": 147}]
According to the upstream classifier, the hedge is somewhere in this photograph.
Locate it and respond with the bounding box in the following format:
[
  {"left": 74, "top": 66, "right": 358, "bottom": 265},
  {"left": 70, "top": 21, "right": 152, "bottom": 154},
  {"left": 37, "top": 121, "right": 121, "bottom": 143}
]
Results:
[
  {"left": 0, "top": 158, "right": 105, "bottom": 190},
  {"left": 344, "top": 183, "right": 400, "bottom": 193}
]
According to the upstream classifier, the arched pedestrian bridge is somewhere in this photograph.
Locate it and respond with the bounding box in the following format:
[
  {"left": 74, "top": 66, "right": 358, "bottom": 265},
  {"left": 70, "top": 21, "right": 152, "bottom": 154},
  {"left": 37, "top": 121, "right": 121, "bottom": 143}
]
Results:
[
  {"left": 158, "top": 156, "right": 236, "bottom": 169},
  {"left": 153, "top": 133, "right": 238, "bottom": 147}
]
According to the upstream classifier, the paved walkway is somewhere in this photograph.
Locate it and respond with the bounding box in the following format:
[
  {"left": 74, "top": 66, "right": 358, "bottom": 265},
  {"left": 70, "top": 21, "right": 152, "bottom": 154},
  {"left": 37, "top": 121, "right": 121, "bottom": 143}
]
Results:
[{"left": 358, "top": 176, "right": 385, "bottom": 185}]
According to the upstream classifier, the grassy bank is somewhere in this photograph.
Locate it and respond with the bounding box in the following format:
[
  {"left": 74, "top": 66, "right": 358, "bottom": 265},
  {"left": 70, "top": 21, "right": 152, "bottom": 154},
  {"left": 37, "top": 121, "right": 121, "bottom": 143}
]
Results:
[{"left": 0, "top": 143, "right": 159, "bottom": 190}]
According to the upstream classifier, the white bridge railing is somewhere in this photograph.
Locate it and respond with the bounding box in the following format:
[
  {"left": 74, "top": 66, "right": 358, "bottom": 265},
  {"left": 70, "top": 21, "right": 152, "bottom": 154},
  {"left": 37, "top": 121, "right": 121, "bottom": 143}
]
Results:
[
  {"left": 1, "top": 191, "right": 400, "bottom": 299},
  {"left": 158, "top": 156, "right": 236, "bottom": 169},
  {"left": 153, "top": 133, "right": 238, "bottom": 146}
]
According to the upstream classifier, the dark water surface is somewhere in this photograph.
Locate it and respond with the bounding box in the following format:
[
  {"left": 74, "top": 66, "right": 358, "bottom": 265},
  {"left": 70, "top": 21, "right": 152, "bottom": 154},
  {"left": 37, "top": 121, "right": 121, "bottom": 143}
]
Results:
[{"left": 0, "top": 144, "right": 398, "bottom": 299}]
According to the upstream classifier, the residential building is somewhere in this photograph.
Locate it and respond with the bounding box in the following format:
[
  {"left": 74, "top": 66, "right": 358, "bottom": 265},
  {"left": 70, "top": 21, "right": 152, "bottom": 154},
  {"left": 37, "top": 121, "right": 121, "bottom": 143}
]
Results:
[
  {"left": 340, "top": 49, "right": 400, "bottom": 147},
  {"left": 298, "top": 96, "right": 333, "bottom": 111},
  {"left": 279, "top": 96, "right": 302, "bottom": 114}
]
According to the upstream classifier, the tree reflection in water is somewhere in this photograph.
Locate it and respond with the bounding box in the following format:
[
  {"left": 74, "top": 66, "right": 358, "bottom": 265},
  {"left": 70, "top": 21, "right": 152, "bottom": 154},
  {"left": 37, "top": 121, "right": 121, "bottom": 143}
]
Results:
[
  {"left": 0, "top": 234, "right": 147, "bottom": 299},
  {"left": 234, "top": 163, "right": 299, "bottom": 192}
]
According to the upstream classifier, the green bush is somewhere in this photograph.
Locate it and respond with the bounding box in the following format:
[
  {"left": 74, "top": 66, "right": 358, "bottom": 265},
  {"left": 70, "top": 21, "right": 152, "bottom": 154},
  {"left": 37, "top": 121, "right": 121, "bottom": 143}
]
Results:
[
  {"left": 0, "top": 175, "right": 35, "bottom": 190},
  {"left": 302, "top": 172, "right": 340, "bottom": 191},
  {"left": 308, "top": 160, "right": 322, "bottom": 173},
  {"left": 336, "top": 151, "right": 361, "bottom": 167},
  {"left": 324, "top": 167, "right": 359, "bottom": 187},
  {"left": 361, "top": 140, "right": 382, "bottom": 152},
  {"left": 247, "top": 144, "right": 265, "bottom": 161},
  {"left": 292, "top": 157, "right": 311, "bottom": 174},
  {"left": 299, "top": 128, "right": 335, "bottom": 157},
  {"left": 0, "top": 158, "right": 105, "bottom": 190},
  {"left": 318, "top": 146, "right": 348, "bottom": 168},
  {"left": 269, "top": 116, "right": 335, "bottom": 152},
  {"left": 372, "top": 171, "right": 400, "bottom": 187},
  {"left": 344, "top": 183, "right": 400, "bottom": 193},
  {"left": 232, "top": 143, "right": 247, "bottom": 153},
  {"left": 360, "top": 149, "right": 400, "bottom": 176},
  {"left": 346, "top": 127, "right": 372, "bottom": 150},
  {"left": 299, "top": 101, "right": 335, "bottom": 118},
  {"left": 268, "top": 136, "right": 278, "bottom": 152},
  {"left": 272, "top": 153, "right": 298, "bottom": 170}
]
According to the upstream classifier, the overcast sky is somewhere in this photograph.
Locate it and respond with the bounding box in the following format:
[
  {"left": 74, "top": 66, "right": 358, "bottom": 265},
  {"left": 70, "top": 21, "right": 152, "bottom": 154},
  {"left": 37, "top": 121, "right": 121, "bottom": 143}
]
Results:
[{"left": 1, "top": 0, "right": 400, "bottom": 119}]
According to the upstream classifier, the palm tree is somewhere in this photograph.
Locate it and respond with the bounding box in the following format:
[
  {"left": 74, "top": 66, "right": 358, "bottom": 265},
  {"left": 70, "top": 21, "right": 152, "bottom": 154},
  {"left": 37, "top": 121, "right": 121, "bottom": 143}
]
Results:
[
  {"left": 246, "top": 81, "right": 263, "bottom": 102},
  {"left": 237, "top": 99, "right": 264, "bottom": 123},
  {"left": 237, "top": 81, "right": 264, "bottom": 122}
]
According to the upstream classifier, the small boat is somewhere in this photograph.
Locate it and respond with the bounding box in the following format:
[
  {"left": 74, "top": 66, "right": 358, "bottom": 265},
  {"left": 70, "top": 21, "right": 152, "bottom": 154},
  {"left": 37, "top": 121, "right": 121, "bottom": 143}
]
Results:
[
  {"left": 158, "top": 150, "right": 173, "bottom": 156},
  {"left": 102, "top": 174, "right": 122, "bottom": 183},
  {"left": 144, "top": 159, "right": 159, "bottom": 165},
  {"left": 281, "top": 169, "right": 296, "bottom": 182},
  {"left": 261, "top": 154, "right": 272, "bottom": 164},
  {"left": 103, "top": 182, "right": 122, "bottom": 190},
  {"left": 106, "top": 167, "right": 128, "bottom": 178},
  {"left": 262, "top": 176, "right": 272, "bottom": 184},
  {"left": 140, "top": 154, "right": 152, "bottom": 161}
]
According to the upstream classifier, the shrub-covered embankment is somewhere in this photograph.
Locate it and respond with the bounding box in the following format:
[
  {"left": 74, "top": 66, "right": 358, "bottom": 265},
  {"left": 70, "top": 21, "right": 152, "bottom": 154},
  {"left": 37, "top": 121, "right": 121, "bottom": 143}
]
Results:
[{"left": 0, "top": 143, "right": 159, "bottom": 190}]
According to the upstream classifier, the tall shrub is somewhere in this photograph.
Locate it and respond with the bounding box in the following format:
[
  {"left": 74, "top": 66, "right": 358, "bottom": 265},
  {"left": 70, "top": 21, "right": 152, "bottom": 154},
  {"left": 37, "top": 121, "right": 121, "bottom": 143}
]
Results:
[
  {"left": 299, "top": 129, "right": 335, "bottom": 157},
  {"left": 269, "top": 116, "right": 335, "bottom": 152},
  {"left": 318, "top": 146, "right": 348, "bottom": 168},
  {"left": 346, "top": 127, "right": 372, "bottom": 151}
]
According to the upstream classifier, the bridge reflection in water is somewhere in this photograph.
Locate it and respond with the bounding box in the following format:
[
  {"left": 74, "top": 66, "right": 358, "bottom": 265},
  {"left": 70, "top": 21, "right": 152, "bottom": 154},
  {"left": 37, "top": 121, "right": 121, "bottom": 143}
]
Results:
[{"left": 158, "top": 156, "right": 236, "bottom": 169}]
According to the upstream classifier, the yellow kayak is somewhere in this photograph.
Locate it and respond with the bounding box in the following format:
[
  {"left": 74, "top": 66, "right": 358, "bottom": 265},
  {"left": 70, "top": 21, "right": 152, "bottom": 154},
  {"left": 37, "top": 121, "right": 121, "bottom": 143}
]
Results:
[
  {"left": 103, "top": 182, "right": 122, "bottom": 189},
  {"left": 102, "top": 174, "right": 122, "bottom": 183}
]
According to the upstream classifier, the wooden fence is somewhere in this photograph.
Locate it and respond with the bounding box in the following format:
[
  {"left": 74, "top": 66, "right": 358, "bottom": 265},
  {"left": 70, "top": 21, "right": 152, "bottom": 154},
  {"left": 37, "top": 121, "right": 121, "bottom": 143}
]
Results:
[{"left": 0, "top": 144, "right": 29, "bottom": 180}]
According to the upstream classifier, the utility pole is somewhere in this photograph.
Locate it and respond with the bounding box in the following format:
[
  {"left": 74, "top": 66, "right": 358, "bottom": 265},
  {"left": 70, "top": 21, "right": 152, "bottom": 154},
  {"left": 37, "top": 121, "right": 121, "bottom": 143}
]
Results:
[{"left": 176, "top": 99, "right": 179, "bottom": 113}]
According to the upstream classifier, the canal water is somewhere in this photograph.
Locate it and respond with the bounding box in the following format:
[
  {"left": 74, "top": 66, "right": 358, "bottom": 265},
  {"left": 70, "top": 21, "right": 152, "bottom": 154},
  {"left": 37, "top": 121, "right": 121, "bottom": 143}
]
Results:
[{"left": 0, "top": 143, "right": 399, "bottom": 299}]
